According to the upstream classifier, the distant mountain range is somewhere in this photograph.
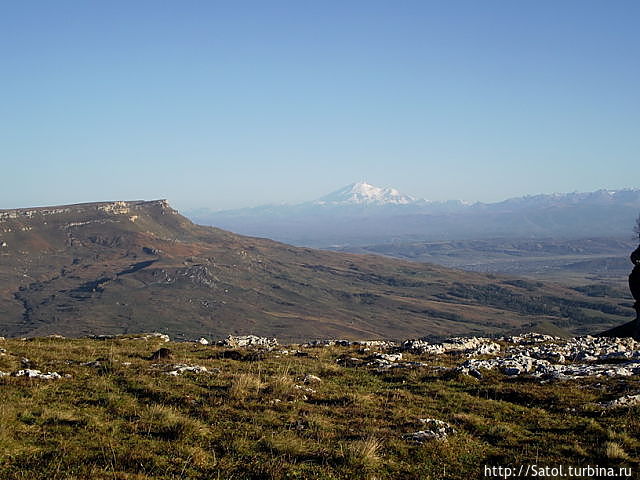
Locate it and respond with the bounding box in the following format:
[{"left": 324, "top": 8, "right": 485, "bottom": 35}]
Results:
[
  {"left": 187, "top": 183, "right": 640, "bottom": 246},
  {"left": 0, "top": 200, "right": 631, "bottom": 339}
]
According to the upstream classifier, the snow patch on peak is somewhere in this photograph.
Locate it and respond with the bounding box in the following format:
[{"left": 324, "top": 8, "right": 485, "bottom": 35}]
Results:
[{"left": 315, "top": 182, "right": 417, "bottom": 206}]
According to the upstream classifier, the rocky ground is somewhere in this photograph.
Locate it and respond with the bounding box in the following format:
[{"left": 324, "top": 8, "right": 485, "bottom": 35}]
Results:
[{"left": 0, "top": 332, "right": 638, "bottom": 479}]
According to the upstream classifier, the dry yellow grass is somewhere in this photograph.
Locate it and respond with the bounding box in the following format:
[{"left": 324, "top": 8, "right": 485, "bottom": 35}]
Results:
[{"left": 0, "top": 336, "right": 637, "bottom": 480}]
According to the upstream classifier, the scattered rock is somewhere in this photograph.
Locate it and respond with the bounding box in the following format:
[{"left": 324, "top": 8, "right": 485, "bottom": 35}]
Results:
[
  {"left": 302, "top": 340, "right": 337, "bottom": 347},
  {"left": 336, "top": 355, "right": 364, "bottom": 367},
  {"left": 221, "top": 335, "right": 278, "bottom": 348},
  {"left": 319, "top": 334, "right": 640, "bottom": 381},
  {"left": 403, "top": 419, "right": 456, "bottom": 443},
  {"left": 13, "top": 369, "right": 62, "bottom": 380},
  {"left": 303, "top": 374, "right": 322, "bottom": 384},
  {"left": 504, "top": 333, "right": 559, "bottom": 344},
  {"left": 197, "top": 337, "right": 209, "bottom": 345},
  {"left": 302, "top": 339, "right": 396, "bottom": 348},
  {"left": 374, "top": 352, "right": 403, "bottom": 362},
  {"left": 163, "top": 364, "right": 212, "bottom": 376},
  {"left": 402, "top": 337, "right": 500, "bottom": 356},
  {"left": 81, "top": 360, "right": 103, "bottom": 368},
  {"left": 87, "top": 334, "right": 117, "bottom": 340},
  {"left": 294, "top": 384, "right": 316, "bottom": 394},
  {"left": 456, "top": 335, "right": 640, "bottom": 380},
  {"left": 600, "top": 395, "right": 640, "bottom": 410},
  {"left": 353, "top": 340, "right": 397, "bottom": 349},
  {"left": 87, "top": 332, "right": 170, "bottom": 342},
  {"left": 134, "top": 332, "right": 170, "bottom": 342}
]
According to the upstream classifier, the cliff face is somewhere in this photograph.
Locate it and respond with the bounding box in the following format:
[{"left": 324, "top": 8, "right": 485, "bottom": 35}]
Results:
[
  {"left": 0, "top": 201, "right": 632, "bottom": 340},
  {"left": 0, "top": 200, "right": 182, "bottom": 251}
]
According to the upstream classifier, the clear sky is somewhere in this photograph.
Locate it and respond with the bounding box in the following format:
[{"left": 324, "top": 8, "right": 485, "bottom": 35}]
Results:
[{"left": 1, "top": 0, "right": 639, "bottom": 211}]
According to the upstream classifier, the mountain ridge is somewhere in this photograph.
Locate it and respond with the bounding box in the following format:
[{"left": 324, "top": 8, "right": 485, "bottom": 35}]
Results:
[{"left": 187, "top": 184, "right": 640, "bottom": 247}]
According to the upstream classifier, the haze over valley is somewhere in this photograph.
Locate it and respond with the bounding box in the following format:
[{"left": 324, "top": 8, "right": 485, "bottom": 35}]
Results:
[{"left": 188, "top": 182, "right": 640, "bottom": 286}]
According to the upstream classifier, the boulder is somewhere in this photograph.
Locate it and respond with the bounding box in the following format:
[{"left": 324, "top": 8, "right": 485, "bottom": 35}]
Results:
[
  {"left": 149, "top": 348, "right": 172, "bottom": 360},
  {"left": 164, "top": 364, "right": 210, "bottom": 376},
  {"left": 303, "top": 374, "right": 322, "bottom": 384},
  {"left": 403, "top": 419, "right": 456, "bottom": 443}
]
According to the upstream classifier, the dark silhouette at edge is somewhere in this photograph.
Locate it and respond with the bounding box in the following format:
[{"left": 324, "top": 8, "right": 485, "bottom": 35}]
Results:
[
  {"left": 600, "top": 214, "right": 640, "bottom": 339},
  {"left": 630, "top": 244, "right": 640, "bottom": 339}
]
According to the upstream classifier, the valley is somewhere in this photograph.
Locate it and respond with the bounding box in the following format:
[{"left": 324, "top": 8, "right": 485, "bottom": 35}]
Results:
[{"left": 334, "top": 237, "right": 636, "bottom": 288}]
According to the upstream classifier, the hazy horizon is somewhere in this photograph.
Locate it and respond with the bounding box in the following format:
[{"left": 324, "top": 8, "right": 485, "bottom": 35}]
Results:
[
  {"left": 2, "top": 1, "right": 639, "bottom": 211},
  {"left": 3, "top": 181, "right": 640, "bottom": 213}
]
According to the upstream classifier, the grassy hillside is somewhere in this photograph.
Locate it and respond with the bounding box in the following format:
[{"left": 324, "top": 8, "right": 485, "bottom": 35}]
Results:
[
  {"left": 0, "top": 335, "right": 638, "bottom": 479},
  {"left": 0, "top": 201, "right": 634, "bottom": 340}
]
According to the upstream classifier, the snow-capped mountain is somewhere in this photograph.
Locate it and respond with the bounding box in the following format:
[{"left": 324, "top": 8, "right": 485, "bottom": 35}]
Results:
[
  {"left": 314, "top": 181, "right": 418, "bottom": 206},
  {"left": 491, "top": 189, "right": 640, "bottom": 210},
  {"left": 187, "top": 185, "right": 640, "bottom": 247}
]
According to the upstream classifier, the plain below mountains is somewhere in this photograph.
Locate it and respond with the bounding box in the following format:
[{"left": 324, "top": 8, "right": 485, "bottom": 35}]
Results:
[{"left": 0, "top": 200, "right": 634, "bottom": 341}]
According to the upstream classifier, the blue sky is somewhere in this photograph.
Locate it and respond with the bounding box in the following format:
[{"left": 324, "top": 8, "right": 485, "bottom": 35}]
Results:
[{"left": 1, "top": 1, "right": 639, "bottom": 211}]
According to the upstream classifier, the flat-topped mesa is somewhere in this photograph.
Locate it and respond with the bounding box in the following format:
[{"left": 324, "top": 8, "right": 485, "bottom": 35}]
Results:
[
  {"left": 0, "top": 200, "right": 188, "bottom": 252},
  {"left": 0, "top": 200, "right": 176, "bottom": 222}
]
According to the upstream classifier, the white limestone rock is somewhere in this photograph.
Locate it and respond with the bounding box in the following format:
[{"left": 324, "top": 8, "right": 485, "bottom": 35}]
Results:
[
  {"left": 402, "top": 336, "right": 500, "bottom": 356},
  {"left": 403, "top": 419, "right": 456, "bottom": 443},
  {"left": 303, "top": 374, "right": 322, "bottom": 384},
  {"left": 222, "top": 335, "right": 278, "bottom": 348},
  {"left": 164, "top": 364, "right": 210, "bottom": 376},
  {"left": 600, "top": 395, "right": 640, "bottom": 410},
  {"left": 13, "top": 369, "right": 62, "bottom": 380}
]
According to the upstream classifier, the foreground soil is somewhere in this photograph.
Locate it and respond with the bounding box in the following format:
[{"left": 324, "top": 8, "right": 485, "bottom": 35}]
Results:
[{"left": 0, "top": 335, "right": 638, "bottom": 479}]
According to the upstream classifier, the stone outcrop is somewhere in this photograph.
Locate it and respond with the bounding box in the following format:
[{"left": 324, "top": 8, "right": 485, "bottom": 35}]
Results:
[
  {"left": 163, "top": 364, "right": 211, "bottom": 376},
  {"left": 401, "top": 337, "right": 501, "bottom": 356},
  {"left": 456, "top": 334, "right": 640, "bottom": 380},
  {"left": 221, "top": 335, "right": 278, "bottom": 348},
  {"left": 320, "top": 332, "right": 640, "bottom": 381},
  {"left": 0, "top": 200, "right": 176, "bottom": 221},
  {"left": 13, "top": 369, "right": 62, "bottom": 380},
  {"left": 87, "top": 332, "right": 170, "bottom": 342},
  {"left": 600, "top": 394, "right": 640, "bottom": 410},
  {"left": 403, "top": 419, "right": 456, "bottom": 443}
]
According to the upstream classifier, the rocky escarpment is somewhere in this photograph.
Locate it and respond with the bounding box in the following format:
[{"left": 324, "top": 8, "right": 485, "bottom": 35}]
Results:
[
  {"left": 0, "top": 199, "right": 175, "bottom": 222},
  {"left": 0, "top": 200, "right": 178, "bottom": 250}
]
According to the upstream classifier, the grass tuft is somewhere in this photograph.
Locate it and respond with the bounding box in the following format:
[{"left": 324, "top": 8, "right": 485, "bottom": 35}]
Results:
[
  {"left": 345, "top": 436, "right": 383, "bottom": 468},
  {"left": 229, "top": 372, "right": 263, "bottom": 401}
]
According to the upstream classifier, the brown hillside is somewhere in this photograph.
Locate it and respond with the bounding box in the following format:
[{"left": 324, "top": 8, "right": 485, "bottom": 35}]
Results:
[{"left": 0, "top": 200, "right": 632, "bottom": 340}]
